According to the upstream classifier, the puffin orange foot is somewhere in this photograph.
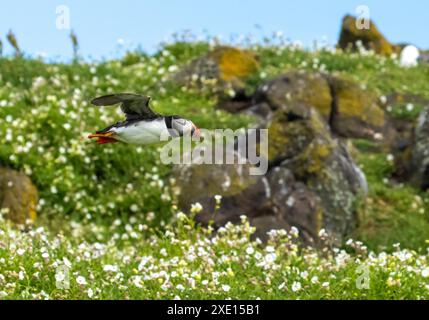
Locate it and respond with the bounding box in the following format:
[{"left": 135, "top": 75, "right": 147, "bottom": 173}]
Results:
[{"left": 88, "top": 132, "right": 118, "bottom": 144}]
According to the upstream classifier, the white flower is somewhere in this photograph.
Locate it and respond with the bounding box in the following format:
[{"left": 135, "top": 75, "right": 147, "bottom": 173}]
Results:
[
  {"left": 190, "top": 202, "right": 203, "bottom": 214},
  {"left": 265, "top": 246, "right": 275, "bottom": 253},
  {"left": 422, "top": 268, "right": 429, "bottom": 278},
  {"left": 222, "top": 285, "right": 231, "bottom": 292},
  {"left": 264, "top": 253, "right": 276, "bottom": 264},
  {"left": 291, "top": 281, "right": 301, "bottom": 292},
  {"left": 214, "top": 194, "right": 222, "bottom": 205},
  {"left": 176, "top": 211, "right": 187, "bottom": 221},
  {"left": 245, "top": 246, "right": 255, "bottom": 255},
  {"left": 17, "top": 248, "right": 25, "bottom": 256},
  {"left": 130, "top": 204, "right": 139, "bottom": 213},
  {"left": 318, "top": 229, "right": 328, "bottom": 238},
  {"left": 311, "top": 276, "right": 319, "bottom": 284},
  {"left": 290, "top": 226, "right": 299, "bottom": 238},
  {"left": 406, "top": 103, "right": 414, "bottom": 112},
  {"left": 103, "top": 265, "right": 118, "bottom": 272},
  {"left": 386, "top": 154, "right": 394, "bottom": 162},
  {"left": 76, "top": 276, "right": 87, "bottom": 285},
  {"left": 87, "top": 288, "right": 94, "bottom": 298}
]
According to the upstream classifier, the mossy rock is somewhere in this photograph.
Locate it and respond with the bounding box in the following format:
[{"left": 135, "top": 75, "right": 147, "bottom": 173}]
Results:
[
  {"left": 267, "top": 107, "right": 367, "bottom": 242},
  {"left": 0, "top": 167, "right": 38, "bottom": 224},
  {"left": 267, "top": 104, "right": 331, "bottom": 162},
  {"left": 253, "top": 71, "right": 385, "bottom": 140},
  {"left": 411, "top": 107, "right": 429, "bottom": 189},
  {"left": 329, "top": 75, "right": 386, "bottom": 139},
  {"left": 172, "top": 46, "right": 259, "bottom": 92},
  {"left": 338, "top": 15, "right": 399, "bottom": 56},
  {"left": 254, "top": 71, "right": 332, "bottom": 117}
]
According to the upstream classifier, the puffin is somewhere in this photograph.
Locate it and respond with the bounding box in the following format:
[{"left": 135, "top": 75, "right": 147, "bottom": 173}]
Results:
[{"left": 88, "top": 93, "right": 200, "bottom": 145}]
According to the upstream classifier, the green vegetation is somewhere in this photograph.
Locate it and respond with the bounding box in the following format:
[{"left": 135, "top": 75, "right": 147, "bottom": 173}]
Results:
[{"left": 1, "top": 40, "right": 429, "bottom": 299}]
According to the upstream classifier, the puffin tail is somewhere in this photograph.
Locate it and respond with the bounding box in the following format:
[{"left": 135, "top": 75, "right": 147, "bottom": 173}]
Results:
[{"left": 88, "top": 132, "right": 118, "bottom": 145}]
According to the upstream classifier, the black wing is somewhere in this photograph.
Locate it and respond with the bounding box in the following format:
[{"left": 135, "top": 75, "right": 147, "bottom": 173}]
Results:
[{"left": 91, "top": 93, "right": 161, "bottom": 120}]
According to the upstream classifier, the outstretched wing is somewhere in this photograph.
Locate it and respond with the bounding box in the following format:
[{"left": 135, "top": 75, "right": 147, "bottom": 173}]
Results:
[{"left": 91, "top": 93, "right": 161, "bottom": 120}]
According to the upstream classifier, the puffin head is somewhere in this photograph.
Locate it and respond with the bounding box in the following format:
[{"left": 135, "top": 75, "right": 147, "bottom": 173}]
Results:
[{"left": 169, "top": 116, "right": 200, "bottom": 138}]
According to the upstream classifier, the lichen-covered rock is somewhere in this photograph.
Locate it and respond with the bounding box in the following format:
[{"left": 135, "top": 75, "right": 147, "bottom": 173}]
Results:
[
  {"left": 0, "top": 167, "right": 38, "bottom": 223},
  {"left": 411, "top": 107, "right": 429, "bottom": 189},
  {"left": 172, "top": 46, "right": 259, "bottom": 93},
  {"left": 253, "top": 71, "right": 332, "bottom": 117},
  {"left": 337, "top": 15, "right": 398, "bottom": 56},
  {"left": 248, "top": 71, "right": 386, "bottom": 139},
  {"left": 269, "top": 107, "right": 367, "bottom": 240},
  {"left": 173, "top": 106, "right": 367, "bottom": 245},
  {"left": 173, "top": 154, "right": 322, "bottom": 244},
  {"left": 329, "top": 76, "right": 386, "bottom": 139}
]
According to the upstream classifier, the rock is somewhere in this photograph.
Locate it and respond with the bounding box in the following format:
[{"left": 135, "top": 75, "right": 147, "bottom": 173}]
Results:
[
  {"left": 329, "top": 76, "right": 386, "bottom": 139},
  {"left": 246, "top": 71, "right": 386, "bottom": 140},
  {"left": 411, "top": 107, "right": 429, "bottom": 189},
  {"left": 172, "top": 46, "right": 259, "bottom": 93},
  {"left": 173, "top": 106, "right": 367, "bottom": 245},
  {"left": 268, "top": 107, "right": 367, "bottom": 240},
  {"left": 252, "top": 71, "right": 332, "bottom": 118},
  {"left": 0, "top": 167, "right": 38, "bottom": 223},
  {"left": 337, "top": 15, "right": 398, "bottom": 56}
]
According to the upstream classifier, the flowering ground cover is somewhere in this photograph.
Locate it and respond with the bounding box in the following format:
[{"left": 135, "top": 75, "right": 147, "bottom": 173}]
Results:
[{"left": 1, "top": 37, "right": 429, "bottom": 299}]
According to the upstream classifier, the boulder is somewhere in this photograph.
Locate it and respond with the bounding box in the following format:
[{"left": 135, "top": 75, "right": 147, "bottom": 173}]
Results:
[
  {"left": 173, "top": 106, "right": 367, "bottom": 245},
  {"left": 252, "top": 71, "right": 332, "bottom": 117},
  {"left": 337, "top": 15, "right": 398, "bottom": 56},
  {"left": 246, "top": 71, "right": 387, "bottom": 140},
  {"left": 0, "top": 167, "right": 38, "bottom": 223},
  {"left": 410, "top": 107, "right": 429, "bottom": 189},
  {"left": 173, "top": 46, "right": 259, "bottom": 93},
  {"left": 329, "top": 76, "right": 386, "bottom": 139}
]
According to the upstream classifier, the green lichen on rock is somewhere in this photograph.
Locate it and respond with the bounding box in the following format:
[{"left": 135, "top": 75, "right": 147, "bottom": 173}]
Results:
[
  {"left": 172, "top": 46, "right": 259, "bottom": 92},
  {"left": 266, "top": 106, "right": 367, "bottom": 242},
  {"left": 329, "top": 75, "right": 386, "bottom": 138},
  {"left": 0, "top": 167, "right": 38, "bottom": 224},
  {"left": 255, "top": 71, "right": 332, "bottom": 117},
  {"left": 338, "top": 15, "right": 399, "bottom": 56},
  {"left": 210, "top": 46, "right": 259, "bottom": 81}
]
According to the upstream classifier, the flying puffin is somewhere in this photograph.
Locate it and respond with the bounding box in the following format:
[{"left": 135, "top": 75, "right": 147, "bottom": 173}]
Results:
[{"left": 88, "top": 93, "right": 200, "bottom": 145}]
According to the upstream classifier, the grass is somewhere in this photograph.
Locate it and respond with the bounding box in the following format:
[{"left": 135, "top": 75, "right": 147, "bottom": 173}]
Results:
[{"left": 1, "top": 40, "right": 429, "bottom": 299}]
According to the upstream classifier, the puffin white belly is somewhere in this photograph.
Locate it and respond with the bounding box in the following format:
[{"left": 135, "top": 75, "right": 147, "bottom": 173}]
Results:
[{"left": 112, "top": 119, "right": 168, "bottom": 145}]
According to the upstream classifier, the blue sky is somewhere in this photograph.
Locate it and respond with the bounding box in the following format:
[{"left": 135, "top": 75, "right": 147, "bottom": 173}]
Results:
[{"left": 0, "top": 0, "right": 427, "bottom": 60}]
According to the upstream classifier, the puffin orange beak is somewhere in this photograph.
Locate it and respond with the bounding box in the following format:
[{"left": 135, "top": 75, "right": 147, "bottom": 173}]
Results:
[{"left": 192, "top": 125, "right": 201, "bottom": 139}]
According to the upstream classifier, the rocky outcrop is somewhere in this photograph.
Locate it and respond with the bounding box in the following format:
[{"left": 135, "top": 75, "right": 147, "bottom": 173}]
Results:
[
  {"left": 172, "top": 46, "right": 259, "bottom": 93},
  {"left": 0, "top": 167, "right": 38, "bottom": 224},
  {"left": 410, "top": 107, "right": 429, "bottom": 189},
  {"left": 223, "top": 70, "right": 387, "bottom": 140},
  {"left": 173, "top": 106, "right": 367, "bottom": 245},
  {"left": 329, "top": 76, "right": 385, "bottom": 138},
  {"left": 337, "top": 15, "right": 399, "bottom": 56}
]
